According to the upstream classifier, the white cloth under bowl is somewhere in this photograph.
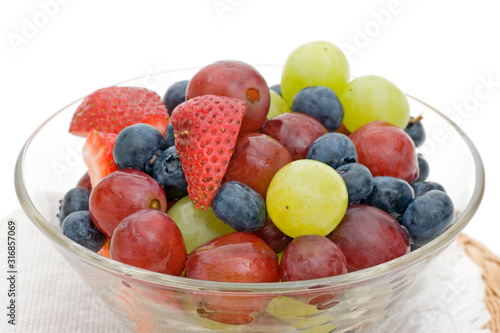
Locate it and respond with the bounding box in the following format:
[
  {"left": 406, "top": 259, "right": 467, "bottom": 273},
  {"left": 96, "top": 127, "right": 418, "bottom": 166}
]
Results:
[{"left": 0, "top": 208, "right": 492, "bottom": 333}]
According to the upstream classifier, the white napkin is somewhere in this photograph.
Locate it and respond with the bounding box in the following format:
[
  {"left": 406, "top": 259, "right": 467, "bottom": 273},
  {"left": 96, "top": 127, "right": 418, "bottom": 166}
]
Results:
[
  {"left": 0, "top": 209, "right": 125, "bottom": 333},
  {"left": 0, "top": 208, "right": 492, "bottom": 333},
  {"left": 372, "top": 239, "right": 491, "bottom": 333}
]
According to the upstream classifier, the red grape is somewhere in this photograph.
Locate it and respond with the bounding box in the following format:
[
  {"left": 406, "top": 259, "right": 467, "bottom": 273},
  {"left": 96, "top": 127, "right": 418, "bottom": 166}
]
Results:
[
  {"left": 186, "top": 232, "right": 279, "bottom": 283},
  {"left": 349, "top": 121, "right": 419, "bottom": 183},
  {"left": 335, "top": 123, "right": 351, "bottom": 136},
  {"left": 251, "top": 216, "right": 292, "bottom": 253},
  {"left": 110, "top": 209, "right": 186, "bottom": 275},
  {"left": 187, "top": 290, "right": 270, "bottom": 326},
  {"left": 185, "top": 60, "right": 270, "bottom": 135},
  {"left": 259, "top": 112, "right": 328, "bottom": 160},
  {"left": 89, "top": 169, "right": 167, "bottom": 236},
  {"left": 280, "top": 235, "right": 348, "bottom": 282},
  {"left": 185, "top": 232, "right": 278, "bottom": 325},
  {"left": 328, "top": 204, "right": 410, "bottom": 272},
  {"left": 76, "top": 172, "right": 91, "bottom": 190},
  {"left": 222, "top": 132, "right": 293, "bottom": 199}
]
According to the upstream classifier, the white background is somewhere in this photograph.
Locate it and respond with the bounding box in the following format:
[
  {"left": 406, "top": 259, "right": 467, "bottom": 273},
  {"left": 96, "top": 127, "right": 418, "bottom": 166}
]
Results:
[{"left": 1, "top": 0, "right": 499, "bottom": 330}]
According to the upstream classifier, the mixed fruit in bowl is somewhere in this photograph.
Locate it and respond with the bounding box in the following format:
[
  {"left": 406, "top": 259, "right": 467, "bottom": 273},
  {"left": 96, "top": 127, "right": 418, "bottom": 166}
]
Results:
[
  {"left": 20, "top": 40, "right": 483, "bottom": 331},
  {"left": 60, "top": 40, "right": 453, "bottom": 277}
]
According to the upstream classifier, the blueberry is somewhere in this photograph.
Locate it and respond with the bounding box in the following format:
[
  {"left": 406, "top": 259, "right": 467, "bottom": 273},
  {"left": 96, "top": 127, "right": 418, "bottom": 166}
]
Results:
[
  {"left": 164, "top": 122, "right": 175, "bottom": 148},
  {"left": 361, "top": 176, "right": 415, "bottom": 216},
  {"left": 212, "top": 181, "right": 267, "bottom": 232},
  {"left": 162, "top": 80, "right": 188, "bottom": 114},
  {"left": 400, "top": 190, "right": 454, "bottom": 246},
  {"left": 113, "top": 123, "right": 167, "bottom": 173},
  {"left": 306, "top": 132, "right": 357, "bottom": 169},
  {"left": 62, "top": 211, "right": 107, "bottom": 252},
  {"left": 151, "top": 146, "right": 188, "bottom": 200},
  {"left": 291, "top": 86, "right": 344, "bottom": 132},
  {"left": 336, "top": 163, "right": 373, "bottom": 204},
  {"left": 57, "top": 187, "right": 91, "bottom": 226},
  {"left": 270, "top": 84, "right": 282, "bottom": 96},
  {"left": 416, "top": 153, "right": 429, "bottom": 182},
  {"left": 404, "top": 116, "right": 425, "bottom": 147},
  {"left": 412, "top": 181, "right": 446, "bottom": 196}
]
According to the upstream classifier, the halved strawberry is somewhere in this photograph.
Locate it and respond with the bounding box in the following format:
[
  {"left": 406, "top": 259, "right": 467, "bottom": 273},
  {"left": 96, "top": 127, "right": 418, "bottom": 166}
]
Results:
[
  {"left": 69, "top": 86, "right": 169, "bottom": 137},
  {"left": 97, "top": 237, "right": 111, "bottom": 258},
  {"left": 170, "top": 95, "right": 246, "bottom": 210},
  {"left": 83, "top": 130, "right": 118, "bottom": 188}
]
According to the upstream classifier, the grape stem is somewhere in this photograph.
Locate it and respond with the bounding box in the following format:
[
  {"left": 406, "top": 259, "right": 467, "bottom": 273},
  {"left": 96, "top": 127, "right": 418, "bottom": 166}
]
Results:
[{"left": 409, "top": 113, "right": 424, "bottom": 123}]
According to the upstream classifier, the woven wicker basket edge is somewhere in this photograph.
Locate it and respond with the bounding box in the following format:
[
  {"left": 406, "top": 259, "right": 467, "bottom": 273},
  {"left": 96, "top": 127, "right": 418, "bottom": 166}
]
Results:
[{"left": 458, "top": 233, "right": 500, "bottom": 333}]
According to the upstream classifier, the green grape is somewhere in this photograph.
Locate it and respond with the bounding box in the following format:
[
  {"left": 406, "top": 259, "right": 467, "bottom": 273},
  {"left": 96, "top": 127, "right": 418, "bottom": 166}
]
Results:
[
  {"left": 265, "top": 296, "right": 324, "bottom": 324},
  {"left": 167, "top": 196, "right": 234, "bottom": 253},
  {"left": 276, "top": 250, "right": 285, "bottom": 264},
  {"left": 266, "top": 160, "right": 348, "bottom": 238},
  {"left": 281, "top": 41, "right": 350, "bottom": 108},
  {"left": 339, "top": 75, "right": 410, "bottom": 132},
  {"left": 267, "top": 89, "right": 290, "bottom": 119}
]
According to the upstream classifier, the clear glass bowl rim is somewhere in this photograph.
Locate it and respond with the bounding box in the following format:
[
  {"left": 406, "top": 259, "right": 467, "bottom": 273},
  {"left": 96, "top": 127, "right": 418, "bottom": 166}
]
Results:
[{"left": 15, "top": 65, "right": 485, "bottom": 293}]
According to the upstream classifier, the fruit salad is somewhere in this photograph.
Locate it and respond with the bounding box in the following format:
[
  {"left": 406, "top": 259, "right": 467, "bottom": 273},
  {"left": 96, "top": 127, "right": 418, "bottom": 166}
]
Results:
[{"left": 58, "top": 40, "right": 455, "bottom": 286}]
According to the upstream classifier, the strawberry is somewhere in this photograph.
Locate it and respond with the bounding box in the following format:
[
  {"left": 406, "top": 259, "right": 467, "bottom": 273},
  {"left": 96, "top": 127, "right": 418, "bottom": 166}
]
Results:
[
  {"left": 170, "top": 95, "right": 246, "bottom": 211},
  {"left": 97, "top": 237, "right": 111, "bottom": 258},
  {"left": 69, "top": 86, "right": 169, "bottom": 137},
  {"left": 82, "top": 130, "right": 118, "bottom": 188}
]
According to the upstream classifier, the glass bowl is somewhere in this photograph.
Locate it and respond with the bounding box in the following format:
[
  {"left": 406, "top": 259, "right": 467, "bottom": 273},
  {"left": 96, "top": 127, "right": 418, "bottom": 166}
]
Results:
[{"left": 15, "top": 66, "right": 485, "bottom": 332}]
